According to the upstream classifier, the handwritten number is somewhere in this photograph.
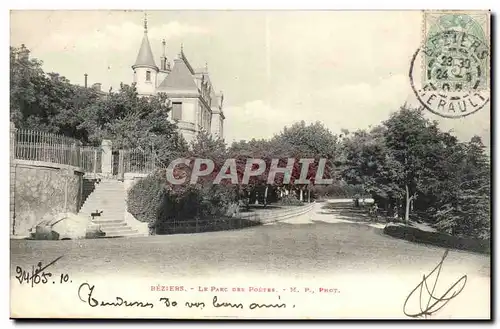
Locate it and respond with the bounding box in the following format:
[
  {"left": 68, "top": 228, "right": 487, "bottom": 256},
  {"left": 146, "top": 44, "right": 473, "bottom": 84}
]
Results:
[
  {"left": 14, "top": 256, "right": 63, "bottom": 287},
  {"left": 159, "top": 298, "right": 177, "bottom": 307},
  {"left": 32, "top": 271, "right": 41, "bottom": 286},
  {"left": 15, "top": 266, "right": 22, "bottom": 284},
  {"left": 60, "top": 273, "right": 70, "bottom": 283}
]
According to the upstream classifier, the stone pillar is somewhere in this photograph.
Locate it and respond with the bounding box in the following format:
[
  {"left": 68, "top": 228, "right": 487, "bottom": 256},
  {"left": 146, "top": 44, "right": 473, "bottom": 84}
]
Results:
[
  {"left": 101, "top": 140, "right": 113, "bottom": 176},
  {"left": 93, "top": 149, "right": 98, "bottom": 174},
  {"left": 10, "top": 122, "right": 17, "bottom": 235},
  {"left": 118, "top": 149, "right": 124, "bottom": 181}
]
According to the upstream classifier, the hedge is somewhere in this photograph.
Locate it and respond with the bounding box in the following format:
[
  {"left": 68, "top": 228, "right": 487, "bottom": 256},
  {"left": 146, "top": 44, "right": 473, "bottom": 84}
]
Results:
[{"left": 383, "top": 223, "right": 490, "bottom": 254}]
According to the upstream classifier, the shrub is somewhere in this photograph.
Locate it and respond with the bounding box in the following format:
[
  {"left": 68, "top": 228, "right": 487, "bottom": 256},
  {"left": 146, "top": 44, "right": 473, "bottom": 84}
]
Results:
[
  {"left": 127, "top": 173, "right": 166, "bottom": 234},
  {"left": 277, "top": 194, "right": 304, "bottom": 206},
  {"left": 384, "top": 223, "right": 490, "bottom": 254},
  {"left": 127, "top": 171, "right": 240, "bottom": 235}
]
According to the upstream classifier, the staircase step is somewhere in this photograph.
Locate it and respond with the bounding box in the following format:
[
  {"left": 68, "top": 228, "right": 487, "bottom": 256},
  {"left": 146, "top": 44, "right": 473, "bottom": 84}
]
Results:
[
  {"left": 79, "top": 179, "right": 145, "bottom": 239},
  {"left": 103, "top": 230, "right": 139, "bottom": 237},
  {"left": 90, "top": 219, "right": 125, "bottom": 224},
  {"left": 79, "top": 211, "right": 125, "bottom": 216},
  {"left": 81, "top": 206, "right": 125, "bottom": 210},
  {"left": 81, "top": 209, "right": 125, "bottom": 213},
  {"left": 93, "top": 219, "right": 125, "bottom": 223},
  {"left": 92, "top": 222, "right": 128, "bottom": 227},
  {"left": 97, "top": 227, "right": 135, "bottom": 233},
  {"left": 80, "top": 208, "right": 125, "bottom": 214},
  {"left": 97, "top": 224, "right": 132, "bottom": 230},
  {"left": 82, "top": 213, "right": 125, "bottom": 218},
  {"left": 85, "top": 200, "right": 124, "bottom": 202},
  {"left": 91, "top": 219, "right": 125, "bottom": 224}
]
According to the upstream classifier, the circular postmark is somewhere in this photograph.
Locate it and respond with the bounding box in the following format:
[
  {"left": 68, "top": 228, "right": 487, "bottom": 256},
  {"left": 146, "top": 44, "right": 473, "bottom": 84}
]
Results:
[{"left": 410, "top": 29, "right": 490, "bottom": 118}]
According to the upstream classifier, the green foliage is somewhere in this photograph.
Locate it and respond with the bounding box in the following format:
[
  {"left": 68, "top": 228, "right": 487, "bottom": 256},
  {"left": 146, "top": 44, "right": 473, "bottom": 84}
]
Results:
[
  {"left": 273, "top": 120, "right": 339, "bottom": 158},
  {"left": 10, "top": 46, "right": 99, "bottom": 138},
  {"left": 310, "top": 183, "right": 367, "bottom": 199},
  {"left": 78, "top": 85, "right": 188, "bottom": 164},
  {"left": 433, "top": 136, "right": 490, "bottom": 238},
  {"left": 277, "top": 194, "right": 304, "bottom": 206},
  {"left": 127, "top": 173, "right": 166, "bottom": 233},
  {"left": 127, "top": 170, "right": 239, "bottom": 235},
  {"left": 340, "top": 105, "right": 490, "bottom": 239}
]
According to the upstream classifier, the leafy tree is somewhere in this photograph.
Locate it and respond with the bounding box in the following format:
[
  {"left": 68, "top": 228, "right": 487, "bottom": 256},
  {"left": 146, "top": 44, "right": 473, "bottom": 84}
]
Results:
[
  {"left": 271, "top": 121, "right": 340, "bottom": 202},
  {"left": 341, "top": 105, "right": 490, "bottom": 239},
  {"left": 10, "top": 45, "right": 99, "bottom": 136},
  {"left": 434, "top": 136, "right": 490, "bottom": 238},
  {"left": 341, "top": 126, "right": 391, "bottom": 207},
  {"left": 382, "top": 106, "right": 447, "bottom": 223},
  {"left": 78, "top": 84, "right": 188, "bottom": 164}
]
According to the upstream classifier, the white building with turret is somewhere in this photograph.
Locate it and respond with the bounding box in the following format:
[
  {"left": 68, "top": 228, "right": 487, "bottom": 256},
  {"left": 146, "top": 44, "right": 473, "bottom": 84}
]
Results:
[{"left": 132, "top": 16, "right": 225, "bottom": 144}]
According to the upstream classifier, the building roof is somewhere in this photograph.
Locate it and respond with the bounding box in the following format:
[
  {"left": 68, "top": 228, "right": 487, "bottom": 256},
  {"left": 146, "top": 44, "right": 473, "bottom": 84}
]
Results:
[
  {"left": 133, "top": 31, "right": 158, "bottom": 70},
  {"left": 157, "top": 57, "right": 199, "bottom": 92}
]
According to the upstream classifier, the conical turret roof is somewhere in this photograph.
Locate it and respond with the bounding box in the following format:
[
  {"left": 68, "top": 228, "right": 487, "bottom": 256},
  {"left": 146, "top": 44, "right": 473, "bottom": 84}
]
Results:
[{"left": 132, "top": 17, "right": 158, "bottom": 70}]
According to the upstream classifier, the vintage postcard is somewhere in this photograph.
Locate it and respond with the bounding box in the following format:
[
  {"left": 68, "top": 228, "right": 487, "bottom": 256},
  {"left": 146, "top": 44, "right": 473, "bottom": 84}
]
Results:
[{"left": 9, "top": 10, "right": 491, "bottom": 319}]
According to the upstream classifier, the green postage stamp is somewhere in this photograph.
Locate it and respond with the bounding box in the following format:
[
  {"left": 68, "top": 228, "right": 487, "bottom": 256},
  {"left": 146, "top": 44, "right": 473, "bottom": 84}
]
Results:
[{"left": 410, "top": 10, "right": 491, "bottom": 118}]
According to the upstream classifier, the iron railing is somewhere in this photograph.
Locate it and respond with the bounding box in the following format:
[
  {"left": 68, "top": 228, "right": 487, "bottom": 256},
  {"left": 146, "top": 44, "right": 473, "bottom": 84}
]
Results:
[
  {"left": 120, "top": 148, "right": 156, "bottom": 174},
  {"left": 13, "top": 128, "right": 102, "bottom": 172},
  {"left": 80, "top": 145, "right": 103, "bottom": 173}
]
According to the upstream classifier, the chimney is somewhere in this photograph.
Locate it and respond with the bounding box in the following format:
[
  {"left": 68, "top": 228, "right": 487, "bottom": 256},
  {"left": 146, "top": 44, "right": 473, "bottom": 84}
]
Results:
[
  {"left": 161, "top": 39, "right": 167, "bottom": 71},
  {"left": 84, "top": 74, "right": 88, "bottom": 88}
]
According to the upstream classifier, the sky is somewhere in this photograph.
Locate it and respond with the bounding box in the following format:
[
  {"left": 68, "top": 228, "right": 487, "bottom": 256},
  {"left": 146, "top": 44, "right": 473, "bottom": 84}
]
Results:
[{"left": 10, "top": 10, "right": 491, "bottom": 147}]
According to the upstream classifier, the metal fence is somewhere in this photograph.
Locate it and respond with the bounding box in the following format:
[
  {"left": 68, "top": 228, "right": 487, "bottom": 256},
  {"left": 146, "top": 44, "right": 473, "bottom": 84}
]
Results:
[
  {"left": 154, "top": 203, "right": 315, "bottom": 235},
  {"left": 236, "top": 202, "right": 315, "bottom": 224},
  {"left": 80, "top": 145, "right": 102, "bottom": 173},
  {"left": 155, "top": 216, "right": 261, "bottom": 235},
  {"left": 120, "top": 148, "right": 156, "bottom": 174},
  {"left": 13, "top": 128, "right": 102, "bottom": 172},
  {"left": 12, "top": 126, "right": 161, "bottom": 176}
]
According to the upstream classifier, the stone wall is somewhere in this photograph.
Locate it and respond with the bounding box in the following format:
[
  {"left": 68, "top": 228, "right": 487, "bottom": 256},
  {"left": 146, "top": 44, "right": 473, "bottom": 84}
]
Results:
[{"left": 11, "top": 160, "right": 84, "bottom": 237}]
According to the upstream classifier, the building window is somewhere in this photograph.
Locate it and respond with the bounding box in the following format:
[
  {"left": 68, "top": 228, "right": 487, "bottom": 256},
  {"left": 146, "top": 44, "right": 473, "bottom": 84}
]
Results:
[
  {"left": 172, "top": 102, "right": 182, "bottom": 121},
  {"left": 146, "top": 71, "right": 151, "bottom": 82}
]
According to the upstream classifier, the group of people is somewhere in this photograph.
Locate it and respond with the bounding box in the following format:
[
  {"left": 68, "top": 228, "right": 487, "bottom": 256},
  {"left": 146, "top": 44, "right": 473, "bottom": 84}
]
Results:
[{"left": 365, "top": 202, "right": 401, "bottom": 222}]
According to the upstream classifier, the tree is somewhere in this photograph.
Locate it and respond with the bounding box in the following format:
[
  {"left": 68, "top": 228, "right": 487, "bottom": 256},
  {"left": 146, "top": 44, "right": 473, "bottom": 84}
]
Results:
[
  {"left": 341, "top": 126, "right": 393, "bottom": 208},
  {"left": 434, "top": 136, "right": 490, "bottom": 238},
  {"left": 10, "top": 45, "right": 99, "bottom": 135},
  {"left": 272, "top": 121, "right": 340, "bottom": 202},
  {"left": 78, "top": 84, "right": 187, "bottom": 164},
  {"left": 381, "top": 106, "right": 457, "bottom": 224}
]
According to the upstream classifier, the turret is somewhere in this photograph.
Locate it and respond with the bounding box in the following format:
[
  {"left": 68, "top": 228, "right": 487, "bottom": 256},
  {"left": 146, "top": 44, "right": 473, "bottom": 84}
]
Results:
[{"left": 132, "top": 14, "right": 158, "bottom": 96}]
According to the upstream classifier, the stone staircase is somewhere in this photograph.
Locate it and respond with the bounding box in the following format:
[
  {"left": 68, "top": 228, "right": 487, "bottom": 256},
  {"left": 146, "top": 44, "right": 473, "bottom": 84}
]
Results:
[{"left": 78, "top": 179, "right": 144, "bottom": 238}]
